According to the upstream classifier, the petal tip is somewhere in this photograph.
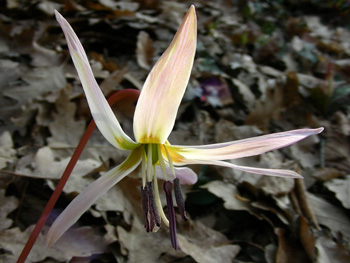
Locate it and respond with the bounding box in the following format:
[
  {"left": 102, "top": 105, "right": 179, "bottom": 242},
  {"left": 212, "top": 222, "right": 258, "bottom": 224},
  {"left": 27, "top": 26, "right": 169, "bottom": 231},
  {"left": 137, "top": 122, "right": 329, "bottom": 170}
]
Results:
[
  {"left": 54, "top": 9, "right": 63, "bottom": 23},
  {"left": 294, "top": 174, "right": 304, "bottom": 179},
  {"left": 316, "top": 127, "right": 324, "bottom": 134}
]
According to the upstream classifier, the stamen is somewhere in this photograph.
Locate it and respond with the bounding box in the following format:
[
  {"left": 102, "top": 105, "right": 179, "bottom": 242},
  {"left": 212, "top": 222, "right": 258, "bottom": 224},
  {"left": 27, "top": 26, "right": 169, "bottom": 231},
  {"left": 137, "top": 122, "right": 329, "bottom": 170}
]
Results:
[
  {"left": 140, "top": 185, "right": 152, "bottom": 232},
  {"left": 158, "top": 145, "right": 168, "bottom": 180},
  {"left": 147, "top": 181, "right": 161, "bottom": 228},
  {"left": 141, "top": 182, "right": 160, "bottom": 232},
  {"left": 163, "top": 181, "right": 178, "bottom": 250},
  {"left": 174, "top": 178, "right": 188, "bottom": 221},
  {"left": 147, "top": 144, "right": 153, "bottom": 182},
  {"left": 153, "top": 172, "right": 169, "bottom": 226},
  {"left": 141, "top": 147, "right": 146, "bottom": 188},
  {"left": 164, "top": 146, "right": 175, "bottom": 178}
]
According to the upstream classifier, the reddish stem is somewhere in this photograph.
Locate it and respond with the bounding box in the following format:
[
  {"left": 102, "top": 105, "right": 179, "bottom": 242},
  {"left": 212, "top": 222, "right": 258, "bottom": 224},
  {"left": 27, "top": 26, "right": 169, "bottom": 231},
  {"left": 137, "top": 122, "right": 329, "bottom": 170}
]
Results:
[{"left": 17, "top": 89, "right": 140, "bottom": 263}]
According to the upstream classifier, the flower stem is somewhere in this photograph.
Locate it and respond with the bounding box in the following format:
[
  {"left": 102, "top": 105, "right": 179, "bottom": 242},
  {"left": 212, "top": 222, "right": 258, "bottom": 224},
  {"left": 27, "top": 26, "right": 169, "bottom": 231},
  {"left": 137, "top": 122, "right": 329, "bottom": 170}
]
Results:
[{"left": 17, "top": 89, "right": 140, "bottom": 263}]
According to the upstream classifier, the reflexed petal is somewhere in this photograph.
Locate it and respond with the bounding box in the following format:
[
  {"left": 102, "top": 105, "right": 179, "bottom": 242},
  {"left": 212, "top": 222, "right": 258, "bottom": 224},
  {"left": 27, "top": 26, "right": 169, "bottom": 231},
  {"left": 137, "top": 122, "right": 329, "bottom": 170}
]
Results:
[
  {"left": 187, "top": 159, "right": 303, "bottom": 178},
  {"left": 155, "top": 166, "right": 198, "bottom": 185},
  {"left": 168, "top": 128, "right": 324, "bottom": 162},
  {"left": 133, "top": 6, "right": 197, "bottom": 144},
  {"left": 55, "top": 11, "right": 138, "bottom": 150},
  {"left": 46, "top": 147, "right": 143, "bottom": 247}
]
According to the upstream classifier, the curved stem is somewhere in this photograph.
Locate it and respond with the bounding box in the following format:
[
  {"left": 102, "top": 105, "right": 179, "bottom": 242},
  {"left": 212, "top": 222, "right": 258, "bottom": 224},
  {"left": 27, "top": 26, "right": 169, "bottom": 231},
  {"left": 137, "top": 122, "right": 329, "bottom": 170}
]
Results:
[{"left": 17, "top": 89, "right": 140, "bottom": 263}]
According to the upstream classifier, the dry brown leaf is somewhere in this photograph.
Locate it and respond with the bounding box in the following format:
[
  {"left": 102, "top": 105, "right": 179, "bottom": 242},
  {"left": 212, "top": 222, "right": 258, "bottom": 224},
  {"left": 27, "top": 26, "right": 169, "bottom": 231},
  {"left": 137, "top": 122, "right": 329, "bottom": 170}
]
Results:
[
  {"left": 0, "top": 131, "right": 16, "bottom": 169},
  {"left": 298, "top": 216, "right": 315, "bottom": 260},
  {"left": 117, "top": 215, "right": 179, "bottom": 263},
  {"left": 294, "top": 178, "right": 320, "bottom": 229},
  {"left": 214, "top": 120, "right": 263, "bottom": 142},
  {"left": 283, "top": 71, "right": 302, "bottom": 107},
  {"left": 333, "top": 112, "right": 350, "bottom": 137},
  {"left": 297, "top": 73, "right": 323, "bottom": 89},
  {"left": 290, "top": 144, "right": 320, "bottom": 169},
  {"left": 201, "top": 180, "right": 251, "bottom": 212},
  {"left": 216, "top": 151, "right": 298, "bottom": 196},
  {"left": 0, "top": 189, "right": 18, "bottom": 232},
  {"left": 0, "top": 225, "right": 107, "bottom": 262},
  {"left": 256, "top": 173, "right": 295, "bottom": 196},
  {"left": 4, "top": 66, "right": 66, "bottom": 113},
  {"left": 315, "top": 235, "right": 350, "bottom": 263},
  {"left": 177, "top": 221, "right": 240, "bottom": 263},
  {"left": 307, "top": 193, "right": 350, "bottom": 240},
  {"left": 231, "top": 78, "right": 255, "bottom": 109},
  {"left": 48, "top": 89, "right": 86, "bottom": 147},
  {"left": 245, "top": 87, "right": 283, "bottom": 130},
  {"left": 275, "top": 228, "right": 310, "bottom": 263},
  {"left": 16, "top": 146, "right": 101, "bottom": 180},
  {"left": 324, "top": 175, "right": 350, "bottom": 209},
  {"left": 103, "top": 224, "right": 118, "bottom": 245},
  {"left": 304, "top": 16, "right": 333, "bottom": 39},
  {"left": 136, "top": 31, "right": 154, "bottom": 70},
  {"left": 313, "top": 167, "right": 343, "bottom": 181}
]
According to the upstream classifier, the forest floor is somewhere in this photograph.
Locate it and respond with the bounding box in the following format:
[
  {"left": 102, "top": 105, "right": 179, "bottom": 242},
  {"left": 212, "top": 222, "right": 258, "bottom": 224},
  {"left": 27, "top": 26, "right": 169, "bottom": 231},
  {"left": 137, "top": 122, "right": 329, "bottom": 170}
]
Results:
[{"left": 0, "top": 0, "right": 350, "bottom": 262}]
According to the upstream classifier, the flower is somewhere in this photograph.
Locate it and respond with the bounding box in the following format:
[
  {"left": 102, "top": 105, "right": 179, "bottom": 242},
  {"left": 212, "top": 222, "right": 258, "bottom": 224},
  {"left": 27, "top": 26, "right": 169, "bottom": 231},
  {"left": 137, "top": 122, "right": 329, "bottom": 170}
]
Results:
[{"left": 48, "top": 6, "right": 323, "bottom": 250}]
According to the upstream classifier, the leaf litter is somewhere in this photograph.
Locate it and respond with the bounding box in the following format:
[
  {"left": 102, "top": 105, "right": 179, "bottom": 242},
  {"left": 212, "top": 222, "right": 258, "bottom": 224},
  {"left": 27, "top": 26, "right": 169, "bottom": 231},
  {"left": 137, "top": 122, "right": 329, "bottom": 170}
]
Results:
[{"left": 0, "top": 1, "right": 349, "bottom": 262}]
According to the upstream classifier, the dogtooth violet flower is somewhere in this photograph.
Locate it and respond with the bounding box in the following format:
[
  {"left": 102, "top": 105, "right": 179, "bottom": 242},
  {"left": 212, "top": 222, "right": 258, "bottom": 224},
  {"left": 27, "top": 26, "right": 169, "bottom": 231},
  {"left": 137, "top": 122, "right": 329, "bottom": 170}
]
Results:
[{"left": 48, "top": 6, "right": 323, "bottom": 250}]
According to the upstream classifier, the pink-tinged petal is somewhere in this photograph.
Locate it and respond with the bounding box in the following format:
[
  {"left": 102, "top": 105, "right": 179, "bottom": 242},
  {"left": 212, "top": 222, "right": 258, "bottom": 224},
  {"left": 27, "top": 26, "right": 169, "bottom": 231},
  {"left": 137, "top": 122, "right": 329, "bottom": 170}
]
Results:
[
  {"left": 46, "top": 146, "right": 143, "bottom": 247},
  {"left": 174, "top": 167, "right": 198, "bottom": 185},
  {"left": 188, "top": 159, "right": 303, "bottom": 178},
  {"left": 168, "top": 128, "right": 324, "bottom": 162},
  {"left": 133, "top": 6, "right": 197, "bottom": 144},
  {"left": 156, "top": 166, "right": 198, "bottom": 185},
  {"left": 55, "top": 11, "right": 138, "bottom": 150}
]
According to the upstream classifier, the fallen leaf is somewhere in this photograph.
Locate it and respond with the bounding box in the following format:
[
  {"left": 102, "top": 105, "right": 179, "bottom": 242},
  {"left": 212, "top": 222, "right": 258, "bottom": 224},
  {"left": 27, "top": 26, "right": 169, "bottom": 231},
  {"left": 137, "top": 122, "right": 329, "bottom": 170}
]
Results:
[
  {"left": 48, "top": 89, "right": 86, "bottom": 147},
  {"left": 4, "top": 66, "right": 66, "bottom": 111},
  {"left": 298, "top": 216, "right": 315, "bottom": 260},
  {"left": 245, "top": 87, "right": 283, "bottom": 130},
  {"left": 177, "top": 221, "right": 240, "bottom": 263},
  {"left": 0, "top": 189, "right": 18, "bottom": 231},
  {"left": 0, "top": 131, "right": 16, "bottom": 169},
  {"left": 231, "top": 78, "right": 255, "bottom": 109},
  {"left": 324, "top": 175, "right": 350, "bottom": 209},
  {"left": 0, "top": 225, "right": 107, "bottom": 262},
  {"left": 16, "top": 146, "right": 101, "bottom": 180},
  {"left": 136, "top": 31, "right": 154, "bottom": 70},
  {"left": 201, "top": 180, "right": 251, "bottom": 212},
  {"left": 315, "top": 235, "right": 350, "bottom": 263},
  {"left": 117, "top": 214, "right": 179, "bottom": 262},
  {"left": 307, "top": 193, "right": 350, "bottom": 240},
  {"left": 275, "top": 228, "right": 310, "bottom": 263}
]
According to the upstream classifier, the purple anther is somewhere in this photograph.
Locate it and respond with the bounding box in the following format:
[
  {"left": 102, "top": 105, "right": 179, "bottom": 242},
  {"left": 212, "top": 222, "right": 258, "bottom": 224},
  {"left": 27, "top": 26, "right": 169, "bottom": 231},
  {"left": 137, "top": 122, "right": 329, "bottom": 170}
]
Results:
[
  {"left": 147, "top": 182, "right": 161, "bottom": 227},
  {"left": 173, "top": 178, "right": 188, "bottom": 221},
  {"left": 141, "top": 182, "right": 160, "bottom": 232},
  {"left": 163, "top": 181, "right": 178, "bottom": 250}
]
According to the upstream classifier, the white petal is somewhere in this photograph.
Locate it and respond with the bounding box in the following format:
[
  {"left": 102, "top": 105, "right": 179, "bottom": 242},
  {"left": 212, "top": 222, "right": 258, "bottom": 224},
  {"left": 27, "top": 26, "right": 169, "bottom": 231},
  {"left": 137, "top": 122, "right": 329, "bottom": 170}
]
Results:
[
  {"left": 169, "top": 128, "right": 324, "bottom": 161},
  {"left": 133, "top": 6, "right": 197, "bottom": 144},
  {"left": 55, "top": 10, "right": 137, "bottom": 150},
  {"left": 156, "top": 166, "right": 198, "bottom": 185},
  {"left": 185, "top": 159, "right": 302, "bottom": 178},
  {"left": 46, "top": 147, "right": 142, "bottom": 247}
]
